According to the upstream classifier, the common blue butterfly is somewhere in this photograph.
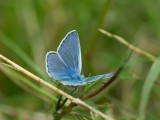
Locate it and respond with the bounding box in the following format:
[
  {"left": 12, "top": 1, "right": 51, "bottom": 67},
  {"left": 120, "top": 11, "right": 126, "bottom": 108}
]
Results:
[{"left": 46, "top": 30, "right": 115, "bottom": 86}]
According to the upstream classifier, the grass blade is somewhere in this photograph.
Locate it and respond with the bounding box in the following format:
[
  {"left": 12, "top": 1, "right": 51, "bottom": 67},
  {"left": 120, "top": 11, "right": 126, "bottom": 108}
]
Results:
[
  {"left": 0, "top": 63, "right": 57, "bottom": 102},
  {"left": 0, "top": 32, "right": 50, "bottom": 82},
  {"left": 137, "top": 57, "right": 160, "bottom": 120}
]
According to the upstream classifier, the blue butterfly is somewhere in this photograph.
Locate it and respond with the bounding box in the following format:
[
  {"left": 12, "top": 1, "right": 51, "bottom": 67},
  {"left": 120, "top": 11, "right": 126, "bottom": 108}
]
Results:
[{"left": 46, "top": 30, "right": 115, "bottom": 86}]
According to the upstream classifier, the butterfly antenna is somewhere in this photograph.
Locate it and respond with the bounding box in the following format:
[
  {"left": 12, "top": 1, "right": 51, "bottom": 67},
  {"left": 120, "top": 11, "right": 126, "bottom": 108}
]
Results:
[{"left": 55, "top": 86, "right": 66, "bottom": 111}]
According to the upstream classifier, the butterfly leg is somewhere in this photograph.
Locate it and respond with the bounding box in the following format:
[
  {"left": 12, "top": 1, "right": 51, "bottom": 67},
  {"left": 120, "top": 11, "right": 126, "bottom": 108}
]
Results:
[
  {"left": 55, "top": 95, "right": 63, "bottom": 111},
  {"left": 55, "top": 86, "right": 67, "bottom": 111},
  {"left": 55, "top": 86, "right": 79, "bottom": 111}
]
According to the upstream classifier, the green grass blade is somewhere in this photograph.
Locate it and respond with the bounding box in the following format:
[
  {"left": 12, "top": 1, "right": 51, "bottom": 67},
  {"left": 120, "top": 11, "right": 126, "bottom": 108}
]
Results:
[
  {"left": 137, "top": 57, "right": 160, "bottom": 120},
  {"left": 0, "top": 64, "right": 57, "bottom": 102},
  {"left": 0, "top": 32, "right": 50, "bottom": 82}
]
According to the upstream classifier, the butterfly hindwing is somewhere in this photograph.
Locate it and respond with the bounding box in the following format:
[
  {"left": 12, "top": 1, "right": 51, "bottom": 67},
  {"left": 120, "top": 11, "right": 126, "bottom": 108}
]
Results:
[
  {"left": 57, "top": 30, "right": 82, "bottom": 75},
  {"left": 60, "top": 77, "right": 86, "bottom": 86},
  {"left": 84, "top": 73, "right": 115, "bottom": 83},
  {"left": 46, "top": 52, "right": 70, "bottom": 80}
]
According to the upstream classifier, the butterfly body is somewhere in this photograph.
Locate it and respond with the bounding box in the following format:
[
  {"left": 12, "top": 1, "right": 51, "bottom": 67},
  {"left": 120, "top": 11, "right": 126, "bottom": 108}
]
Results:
[{"left": 46, "top": 30, "right": 115, "bottom": 86}]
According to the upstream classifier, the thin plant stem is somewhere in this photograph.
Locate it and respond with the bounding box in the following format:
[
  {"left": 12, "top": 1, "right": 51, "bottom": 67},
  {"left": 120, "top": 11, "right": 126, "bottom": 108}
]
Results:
[
  {"left": 0, "top": 54, "right": 113, "bottom": 120},
  {"left": 85, "top": 0, "right": 111, "bottom": 73},
  {"left": 99, "top": 29, "right": 157, "bottom": 62},
  {"left": 83, "top": 50, "right": 133, "bottom": 100}
]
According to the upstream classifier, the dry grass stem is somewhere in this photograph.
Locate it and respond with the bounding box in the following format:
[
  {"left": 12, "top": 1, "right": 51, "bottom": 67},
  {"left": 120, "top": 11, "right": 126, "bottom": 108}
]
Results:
[
  {"left": 99, "top": 29, "right": 157, "bottom": 62},
  {"left": 0, "top": 54, "right": 113, "bottom": 120}
]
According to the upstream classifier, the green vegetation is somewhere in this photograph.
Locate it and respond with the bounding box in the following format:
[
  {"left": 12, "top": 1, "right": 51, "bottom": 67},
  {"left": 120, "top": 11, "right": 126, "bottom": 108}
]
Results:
[{"left": 0, "top": 0, "right": 160, "bottom": 119}]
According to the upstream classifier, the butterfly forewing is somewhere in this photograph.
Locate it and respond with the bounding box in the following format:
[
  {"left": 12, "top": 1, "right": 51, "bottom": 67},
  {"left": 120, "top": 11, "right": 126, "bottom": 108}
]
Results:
[
  {"left": 46, "top": 52, "right": 70, "bottom": 80},
  {"left": 57, "top": 30, "right": 82, "bottom": 75}
]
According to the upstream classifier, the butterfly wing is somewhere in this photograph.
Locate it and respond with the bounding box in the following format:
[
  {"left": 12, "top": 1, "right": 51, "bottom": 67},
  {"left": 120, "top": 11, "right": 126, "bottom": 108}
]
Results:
[
  {"left": 84, "top": 73, "right": 115, "bottom": 83},
  {"left": 62, "top": 81, "right": 86, "bottom": 86},
  {"left": 57, "top": 30, "right": 82, "bottom": 75},
  {"left": 60, "top": 77, "right": 87, "bottom": 86},
  {"left": 46, "top": 51, "right": 70, "bottom": 80},
  {"left": 46, "top": 30, "right": 114, "bottom": 86}
]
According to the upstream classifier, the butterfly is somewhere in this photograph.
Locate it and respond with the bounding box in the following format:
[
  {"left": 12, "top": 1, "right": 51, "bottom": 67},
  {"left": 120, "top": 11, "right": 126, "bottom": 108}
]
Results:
[{"left": 46, "top": 30, "right": 115, "bottom": 86}]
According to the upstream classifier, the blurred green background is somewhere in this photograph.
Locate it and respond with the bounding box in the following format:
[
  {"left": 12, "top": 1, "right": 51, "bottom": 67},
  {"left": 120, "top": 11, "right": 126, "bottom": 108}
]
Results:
[{"left": 0, "top": 0, "right": 160, "bottom": 120}]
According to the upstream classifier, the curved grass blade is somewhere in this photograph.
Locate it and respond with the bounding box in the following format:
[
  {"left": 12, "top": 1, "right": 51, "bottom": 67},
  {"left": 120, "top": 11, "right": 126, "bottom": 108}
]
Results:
[
  {"left": 0, "top": 63, "right": 57, "bottom": 102},
  {"left": 137, "top": 57, "right": 160, "bottom": 120},
  {"left": 0, "top": 32, "right": 50, "bottom": 82}
]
